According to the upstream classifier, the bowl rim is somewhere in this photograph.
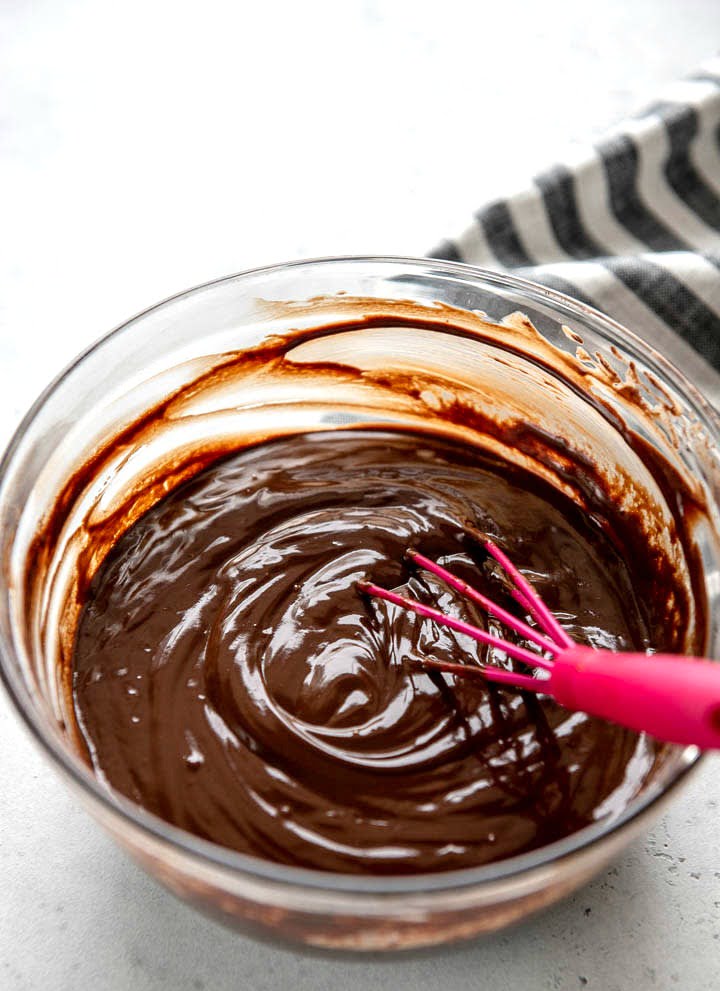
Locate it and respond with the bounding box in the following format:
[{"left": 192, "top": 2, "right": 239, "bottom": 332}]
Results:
[{"left": 0, "top": 254, "right": 709, "bottom": 896}]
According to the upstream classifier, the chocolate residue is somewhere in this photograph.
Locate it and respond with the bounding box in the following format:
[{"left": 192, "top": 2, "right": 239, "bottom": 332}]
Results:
[{"left": 20, "top": 297, "right": 712, "bottom": 875}]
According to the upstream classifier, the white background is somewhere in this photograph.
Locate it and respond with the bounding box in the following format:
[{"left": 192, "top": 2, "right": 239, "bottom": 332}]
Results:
[{"left": 1, "top": 2, "right": 720, "bottom": 988}]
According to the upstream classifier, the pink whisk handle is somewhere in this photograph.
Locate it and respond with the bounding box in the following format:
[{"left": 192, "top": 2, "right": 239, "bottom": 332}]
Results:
[{"left": 550, "top": 647, "right": 720, "bottom": 749}]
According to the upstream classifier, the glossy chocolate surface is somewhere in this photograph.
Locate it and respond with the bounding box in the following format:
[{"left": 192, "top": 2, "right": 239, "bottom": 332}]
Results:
[{"left": 73, "top": 429, "right": 670, "bottom": 874}]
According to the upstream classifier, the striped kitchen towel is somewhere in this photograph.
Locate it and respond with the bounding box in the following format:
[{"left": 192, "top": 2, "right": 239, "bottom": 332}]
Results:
[{"left": 430, "top": 57, "right": 720, "bottom": 403}]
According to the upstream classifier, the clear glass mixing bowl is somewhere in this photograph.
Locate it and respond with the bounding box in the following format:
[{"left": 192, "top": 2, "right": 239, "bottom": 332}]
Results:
[{"left": 1, "top": 257, "right": 719, "bottom": 951}]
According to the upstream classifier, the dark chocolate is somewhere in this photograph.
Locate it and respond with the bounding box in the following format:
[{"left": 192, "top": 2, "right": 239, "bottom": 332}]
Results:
[{"left": 72, "top": 429, "right": 668, "bottom": 874}]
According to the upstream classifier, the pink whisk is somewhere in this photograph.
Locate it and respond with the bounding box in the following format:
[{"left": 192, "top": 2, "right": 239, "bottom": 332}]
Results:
[{"left": 358, "top": 539, "right": 720, "bottom": 749}]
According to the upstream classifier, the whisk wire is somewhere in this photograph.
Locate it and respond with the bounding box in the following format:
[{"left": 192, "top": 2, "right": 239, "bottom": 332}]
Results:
[
  {"left": 484, "top": 540, "right": 574, "bottom": 650},
  {"left": 356, "top": 580, "right": 552, "bottom": 669},
  {"left": 406, "top": 549, "right": 558, "bottom": 655}
]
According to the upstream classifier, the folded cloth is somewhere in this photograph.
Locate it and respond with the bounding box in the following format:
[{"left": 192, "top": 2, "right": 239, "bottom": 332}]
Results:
[{"left": 430, "top": 57, "right": 720, "bottom": 404}]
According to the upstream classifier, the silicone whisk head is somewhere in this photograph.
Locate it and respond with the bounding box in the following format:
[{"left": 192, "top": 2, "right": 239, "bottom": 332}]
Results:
[
  {"left": 358, "top": 535, "right": 720, "bottom": 750},
  {"left": 357, "top": 536, "right": 568, "bottom": 691}
]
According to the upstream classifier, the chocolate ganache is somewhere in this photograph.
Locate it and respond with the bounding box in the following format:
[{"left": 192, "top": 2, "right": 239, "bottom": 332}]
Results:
[{"left": 72, "top": 428, "right": 673, "bottom": 875}]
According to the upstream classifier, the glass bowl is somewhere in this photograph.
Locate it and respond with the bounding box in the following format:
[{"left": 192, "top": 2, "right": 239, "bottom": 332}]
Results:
[{"left": 1, "top": 257, "right": 719, "bottom": 952}]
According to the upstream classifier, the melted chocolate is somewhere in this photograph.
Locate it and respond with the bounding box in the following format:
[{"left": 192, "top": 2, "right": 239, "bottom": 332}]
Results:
[{"left": 72, "top": 429, "right": 668, "bottom": 875}]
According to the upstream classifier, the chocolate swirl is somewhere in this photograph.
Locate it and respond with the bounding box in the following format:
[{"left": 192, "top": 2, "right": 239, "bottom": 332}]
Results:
[{"left": 72, "top": 430, "right": 664, "bottom": 874}]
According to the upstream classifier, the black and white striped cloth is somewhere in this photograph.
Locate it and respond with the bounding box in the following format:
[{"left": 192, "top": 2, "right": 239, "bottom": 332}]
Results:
[{"left": 430, "top": 58, "right": 720, "bottom": 403}]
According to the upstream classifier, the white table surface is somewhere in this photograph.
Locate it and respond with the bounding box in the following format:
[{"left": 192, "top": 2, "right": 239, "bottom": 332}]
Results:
[{"left": 2, "top": 2, "right": 720, "bottom": 988}]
